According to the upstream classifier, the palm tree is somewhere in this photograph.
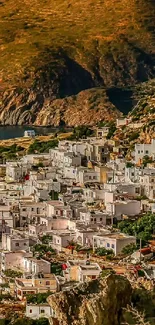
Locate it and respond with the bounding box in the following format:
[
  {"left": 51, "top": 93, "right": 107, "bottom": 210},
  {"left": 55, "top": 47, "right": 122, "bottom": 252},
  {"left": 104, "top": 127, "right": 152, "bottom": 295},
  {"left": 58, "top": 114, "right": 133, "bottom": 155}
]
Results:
[{"left": 67, "top": 239, "right": 77, "bottom": 254}]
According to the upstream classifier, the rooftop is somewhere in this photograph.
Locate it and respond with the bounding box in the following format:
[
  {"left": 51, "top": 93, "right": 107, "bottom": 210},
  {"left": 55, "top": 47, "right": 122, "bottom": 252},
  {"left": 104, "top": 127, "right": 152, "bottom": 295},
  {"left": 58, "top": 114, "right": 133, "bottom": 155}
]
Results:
[
  {"left": 94, "top": 232, "right": 135, "bottom": 240},
  {"left": 68, "top": 260, "right": 100, "bottom": 270}
]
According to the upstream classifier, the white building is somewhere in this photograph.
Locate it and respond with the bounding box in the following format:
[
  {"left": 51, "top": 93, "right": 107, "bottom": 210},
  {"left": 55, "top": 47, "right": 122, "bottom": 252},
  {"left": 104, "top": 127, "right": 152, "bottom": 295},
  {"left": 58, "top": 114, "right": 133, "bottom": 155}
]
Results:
[
  {"left": 0, "top": 205, "right": 14, "bottom": 228},
  {"left": 24, "top": 130, "right": 35, "bottom": 138},
  {"left": 6, "top": 162, "right": 28, "bottom": 182},
  {"left": 96, "top": 127, "right": 110, "bottom": 138},
  {"left": 2, "top": 233, "right": 29, "bottom": 252},
  {"left": 77, "top": 168, "right": 100, "bottom": 185},
  {"left": 65, "top": 260, "right": 101, "bottom": 282},
  {"left": 79, "top": 210, "right": 113, "bottom": 226},
  {"left": 83, "top": 186, "right": 105, "bottom": 203},
  {"left": 50, "top": 230, "right": 76, "bottom": 252},
  {"left": 76, "top": 228, "right": 98, "bottom": 246},
  {"left": 1, "top": 251, "right": 32, "bottom": 272},
  {"left": 125, "top": 166, "right": 140, "bottom": 183},
  {"left": 23, "top": 257, "right": 51, "bottom": 275},
  {"left": 26, "top": 304, "right": 54, "bottom": 319},
  {"left": 106, "top": 200, "right": 141, "bottom": 219},
  {"left": 49, "top": 149, "right": 81, "bottom": 168},
  {"left": 116, "top": 117, "right": 129, "bottom": 128},
  {"left": 46, "top": 201, "right": 72, "bottom": 219},
  {"left": 93, "top": 233, "right": 136, "bottom": 255},
  {"left": 135, "top": 139, "right": 155, "bottom": 163},
  {"left": 139, "top": 173, "right": 155, "bottom": 199}
]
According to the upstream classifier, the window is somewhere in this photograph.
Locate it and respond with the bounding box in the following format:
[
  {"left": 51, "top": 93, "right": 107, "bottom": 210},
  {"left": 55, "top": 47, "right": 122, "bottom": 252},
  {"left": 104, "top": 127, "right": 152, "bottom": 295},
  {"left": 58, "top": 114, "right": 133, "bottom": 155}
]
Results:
[
  {"left": 46, "top": 281, "right": 50, "bottom": 285},
  {"left": 111, "top": 244, "right": 115, "bottom": 249},
  {"left": 30, "top": 310, "right": 32, "bottom": 314},
  {"left": 22, "top": 217, "right": 26, "bottom": 220},
  {"left": 145, "top": 150, "right": 149, "bottom": 154},
  {"left": 15, "top": 243, "right": 19, "bottom": 247},
  {"left": 100, "top": 218, "right": 102, "bottom": 221},
  {"left": 40, "top": 310, "right": 45, "bottom": 314},
  {"left": 107, "top": 243, "right": 110, "bottom": 248},
  {"left": 138, "top": 150, "right": 140, "bottom": 154},
  {"left": 24, "top": 243, "right": 27, "bottom": 246},
  {"left": 22, "top": 208, "right": 26, "bottom": 212}
]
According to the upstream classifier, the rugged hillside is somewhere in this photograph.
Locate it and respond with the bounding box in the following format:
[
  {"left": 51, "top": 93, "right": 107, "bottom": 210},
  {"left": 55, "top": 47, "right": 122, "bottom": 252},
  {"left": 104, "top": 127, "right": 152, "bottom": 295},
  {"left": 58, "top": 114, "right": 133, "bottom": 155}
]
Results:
[
  {"left": 112, "top": 79, "right": 155, "bottom": 158},
  {"left": 48, "top": 274, "right": 132, "bottom": 325},
  {"left": 48, "top": 274, "right": 155, "bottom": 325},
  {"left": 0, "top": 0, "right": 155, "bottom": 125}
]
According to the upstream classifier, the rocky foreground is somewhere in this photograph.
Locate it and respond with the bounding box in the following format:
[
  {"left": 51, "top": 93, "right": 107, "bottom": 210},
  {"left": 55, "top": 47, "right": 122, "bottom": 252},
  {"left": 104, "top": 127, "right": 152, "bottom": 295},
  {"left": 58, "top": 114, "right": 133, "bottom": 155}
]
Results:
[{"left": 47, "top": 274, "right": 155, "bottom": 325}]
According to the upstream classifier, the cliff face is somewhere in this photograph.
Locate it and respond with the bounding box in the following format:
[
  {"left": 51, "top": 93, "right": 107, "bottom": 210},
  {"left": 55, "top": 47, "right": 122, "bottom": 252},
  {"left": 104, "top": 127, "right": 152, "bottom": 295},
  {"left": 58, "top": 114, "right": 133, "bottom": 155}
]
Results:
[
  {"left": 0, "top": 87, "right": 120, "bottom": 126},
  {"left": 0, "top": 0, "right": 155, "bottom": 125},
  {"left": 47, "top": 275, "right": 132, "bottom": 325}
]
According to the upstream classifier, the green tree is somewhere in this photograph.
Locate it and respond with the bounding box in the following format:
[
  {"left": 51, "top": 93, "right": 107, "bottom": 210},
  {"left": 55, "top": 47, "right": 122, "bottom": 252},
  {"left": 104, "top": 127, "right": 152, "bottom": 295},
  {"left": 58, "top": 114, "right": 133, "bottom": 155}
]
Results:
[
  {"left": 49, "top": 190, "right": 58, "bottom": 200},
  {"left": 27, "top": 292, "right": 52, "bottom": 304},
  {"left": 67, "top": 126, "right": 93, "bottom": 140},
  {"left": 126, "top": 162, "right": 134, "bottom": 168},
  {"left": 28, "top": 139, "right": 58, "bottom": 154},
  {"left": 40, "top": 235, "right": 53, "bottom": 244},
  {"left": 118, "top": 213, "right": 155, "bottom": 244},
  {"left": 95, "top": 247, "right": 114, "bottom": 256},
  {"left": 122, "top": 243, "right": 137, "bottom": 255},
  {"left": 33, "top": 244, "right": 56, "bottom": 258},
  {"left": 106, "top": 123, "right": 116, "bottom": 139},
  {"left": 129, "top": 131, "right": 139, "bottom": 142},
  {"left": 142, "top": 155, "right": 152, "bottom": 167},
  {"left": 36, "top": 162, "right": 44, "bottom": 168},
  {"left": 4, "top": 269, "right": 23, "bottom": 278}
]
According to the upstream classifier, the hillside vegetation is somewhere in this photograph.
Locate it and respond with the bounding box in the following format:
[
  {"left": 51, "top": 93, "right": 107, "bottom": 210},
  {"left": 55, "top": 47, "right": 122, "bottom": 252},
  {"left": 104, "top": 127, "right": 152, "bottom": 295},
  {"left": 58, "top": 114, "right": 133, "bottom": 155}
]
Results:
[{"left": 0, "top": 0, "right": 155, "bottom": 125}]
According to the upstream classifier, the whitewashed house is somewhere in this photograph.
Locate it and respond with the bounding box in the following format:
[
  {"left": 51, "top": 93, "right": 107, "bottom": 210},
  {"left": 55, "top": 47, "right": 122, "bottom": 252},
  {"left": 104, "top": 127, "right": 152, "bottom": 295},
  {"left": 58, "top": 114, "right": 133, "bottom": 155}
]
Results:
[
  {"left": 135, "top": 139, "right": 155, "bottom": 163},
  {"left": 93, "top": 233, "right": 136, "bottom": 255},
  {"left": 26, "top": 304, "right": 54, "bottom": 319},
  {"left": 24, "top": 130, "right": 35, "bottom": 138}
]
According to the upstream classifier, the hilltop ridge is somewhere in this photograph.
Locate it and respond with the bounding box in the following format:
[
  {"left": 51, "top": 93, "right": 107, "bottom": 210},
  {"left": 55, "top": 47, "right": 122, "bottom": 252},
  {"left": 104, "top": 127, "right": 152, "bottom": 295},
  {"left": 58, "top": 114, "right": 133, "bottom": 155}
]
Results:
[{"left": 0, "top": 0, "right": 155, "bottom": 125}]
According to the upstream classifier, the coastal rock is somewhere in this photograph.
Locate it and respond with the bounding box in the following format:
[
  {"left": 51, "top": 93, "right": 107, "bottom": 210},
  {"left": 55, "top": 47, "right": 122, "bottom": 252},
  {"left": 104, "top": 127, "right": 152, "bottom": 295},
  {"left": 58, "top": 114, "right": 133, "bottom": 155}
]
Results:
[
  {"left": 47, "top": 274, "right": 132, "bottom": 325},
  {"left": 0, "top": 88, "right": 120, "bottom": 126}
]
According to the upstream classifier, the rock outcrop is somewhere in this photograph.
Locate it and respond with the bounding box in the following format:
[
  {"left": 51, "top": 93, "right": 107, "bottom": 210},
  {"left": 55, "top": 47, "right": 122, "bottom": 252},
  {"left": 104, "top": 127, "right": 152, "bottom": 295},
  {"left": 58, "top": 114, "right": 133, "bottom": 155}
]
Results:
[
  {"left": 47, "top": 274, "right": 132, "bottom": 325},
  {"left": 0, "top": 88, "right": 120, "bottom": 126}
]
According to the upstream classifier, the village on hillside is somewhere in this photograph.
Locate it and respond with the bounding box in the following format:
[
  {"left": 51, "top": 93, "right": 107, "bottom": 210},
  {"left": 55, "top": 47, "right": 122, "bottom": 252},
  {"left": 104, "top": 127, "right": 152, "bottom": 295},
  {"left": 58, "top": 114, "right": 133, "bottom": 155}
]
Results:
[{"left": 0, "top": 120, "right": 155, "bottom": 323}]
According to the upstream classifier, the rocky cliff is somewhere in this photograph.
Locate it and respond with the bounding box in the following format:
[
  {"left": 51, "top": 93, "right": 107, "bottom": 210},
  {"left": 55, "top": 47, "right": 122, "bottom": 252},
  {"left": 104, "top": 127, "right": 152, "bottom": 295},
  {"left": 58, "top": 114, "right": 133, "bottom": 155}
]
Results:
[
  {"left": 0, "top": 0, "right": 155, "bottom": 125},
  {"left": 47, "top": 274, "right": 155, "bottom": 325},
  {"left": 47, "top": 274, "right": 132, "bottom": 325}
]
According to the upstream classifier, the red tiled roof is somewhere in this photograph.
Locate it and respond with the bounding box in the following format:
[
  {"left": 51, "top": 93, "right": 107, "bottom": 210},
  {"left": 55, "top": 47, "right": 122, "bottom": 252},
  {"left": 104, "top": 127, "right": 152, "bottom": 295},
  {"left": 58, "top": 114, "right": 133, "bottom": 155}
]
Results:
[{"left": 139, "top": 247, "right": 151, "bottom": 255}]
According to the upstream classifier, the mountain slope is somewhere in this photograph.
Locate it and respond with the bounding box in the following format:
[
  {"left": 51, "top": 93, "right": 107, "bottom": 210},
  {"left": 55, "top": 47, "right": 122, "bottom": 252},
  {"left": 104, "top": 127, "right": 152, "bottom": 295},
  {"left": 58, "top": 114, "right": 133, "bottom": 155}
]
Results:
[{"left": 0, "top": 0, "right": 155, "bottom": 125}]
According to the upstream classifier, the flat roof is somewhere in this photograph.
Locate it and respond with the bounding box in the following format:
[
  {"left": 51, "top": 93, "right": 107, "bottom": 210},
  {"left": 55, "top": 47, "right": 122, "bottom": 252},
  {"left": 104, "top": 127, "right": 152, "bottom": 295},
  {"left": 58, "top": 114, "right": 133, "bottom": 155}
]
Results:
[
  {"left": 94, "top": 233, "right": 135, "bottom": 240},
  {"left": 24, "top": 257, "right": 51, "bottom": 265},
  {"left": 46, "top": 201, "right": 63, "bottom": 206},
  {"left": 26, "top": 304, "right": 51, "bottom": 307}
]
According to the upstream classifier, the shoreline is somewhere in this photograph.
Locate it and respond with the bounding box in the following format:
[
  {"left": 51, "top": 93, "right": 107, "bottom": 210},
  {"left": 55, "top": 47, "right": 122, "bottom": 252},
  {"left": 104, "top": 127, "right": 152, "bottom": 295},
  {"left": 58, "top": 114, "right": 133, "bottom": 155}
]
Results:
[
  {"left": 0, "top": 125, "right": 73, "bottom": 141},
  {"left": 0, "top": 132, "right": 72, "bottom": 149}
]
